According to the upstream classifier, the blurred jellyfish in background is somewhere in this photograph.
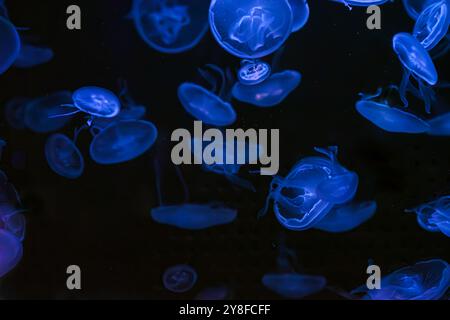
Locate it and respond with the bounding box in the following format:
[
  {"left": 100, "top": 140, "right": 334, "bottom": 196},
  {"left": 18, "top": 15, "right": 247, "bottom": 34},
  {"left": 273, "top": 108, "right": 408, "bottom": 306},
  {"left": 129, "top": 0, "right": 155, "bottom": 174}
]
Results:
[
  {"left": 0, "top": 14, "right": 20, "bottom": 75},
  {"left": 209, "top": 0, "right": 293, "bottom": 59},
  {"left": 163, "top": 264, "right": 198, "bottom": 293},
  {"left": 13, "top": 39, "right": 54, "bottom": 68},
  {"left": 195, "top": 286, "right": 231, "bottom": 300},
  {"left": 427, "top": 111, "right": 450, "bottom": 135},
  {"left": 0, "top": 229, "right": 23, "bottom": 278},
  {"left": 352, "top": 259, "right": 450, "bottom": 300},
  {"left": 406, "top": 195, "right": 450, "bottom": 237},
  {"left": 403, "top": 0, "right": 446, "bottom": 20},
  {"left": 4, "top": 97, "right": 30, "bottom": 129},
  {"left": 45, "top": 133, "right": 84, "bottom": 179},
  {"left": 130, "top": 0, "right": 209, "bottom": 53},
  {"left": 288, "top": 0, "right": 310, "bottom": 32}
]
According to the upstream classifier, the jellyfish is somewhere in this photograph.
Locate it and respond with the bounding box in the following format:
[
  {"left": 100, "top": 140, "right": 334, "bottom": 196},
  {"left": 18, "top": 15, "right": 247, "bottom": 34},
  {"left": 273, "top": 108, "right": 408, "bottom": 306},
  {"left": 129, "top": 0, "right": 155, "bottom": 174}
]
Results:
[
  {"left": 288, "top": 0, "right": 310, "bottom": 32},
  {"left": 330, "top": 0, "right": 391, "bottom": 10},
  {"left": 393, "top": 32, "right": 438, "bottom": 113},
  {"left": 403, "top": 0, "right": 445, "bottom": 20},
  {"left": 232, "top": 70, "right": 301, "bottom": 107},
  {"left": 163, "top": 264, "right": 197, "bottom": 293},
  {"left": 406, "top": 195, "right": 450, "bottom": 237},
  {"left": 130, "top": 0, "right": 209, "bottom": 53},
  {"left": 45, "top": 133, "right": 84, "bottom": 179},
  {"left": 0, "top": 15, "right": 20, "bottom": 75},
  {"left": 237, "top": 60, "right": 271, "bottom": 85},
  {"left": 4, "top": 97, "right": 29, "bottom": 129},
  {"left": 13, "top": 42, "right": 54, "bottom": 68},
  {"left": 314, "top": 201, "right": 377, "bottom": 233},
  {"left": 209, "top": 0, "right": 293, "bottom": 59},
  {"left": 262, "top": 273, "right": 326, "bottom": 299},
  {"left": 413, "top": 0, "right": 450, "bottom": 51},
  {"left": 2, "top": 212, "right": 26, "bottom": 242},
  {"left": 427, "top": 111, "right": 450, "bottom": 135},
  {"left": 352, "top": 259, "right": 450, "bottom": 300},
  {"left": 195, "top": 286, "right": 230, "bottom": 300},
  {"left": 0, "top": 229, "right": 23, "bottom": 278}
]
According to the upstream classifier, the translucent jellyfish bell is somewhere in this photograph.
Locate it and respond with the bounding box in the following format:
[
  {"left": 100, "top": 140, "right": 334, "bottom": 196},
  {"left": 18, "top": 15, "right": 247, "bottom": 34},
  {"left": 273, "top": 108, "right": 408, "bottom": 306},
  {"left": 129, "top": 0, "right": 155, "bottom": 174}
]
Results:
[
  {"left": 163, "top": 264, "right": 197, "bottom": 293},
  {"left": 288, "top": 0, "right": 310, "bottom": 32},
  {"left": 2, "top": 213, "right": 26, "bottom": 242},
  {"left": 130, "top": 0, "right": 209, "bottom": 53},
  {"left": 413, "top": 0, "right": 450, "bottom": 51},
  {"left": 232, "top": 70, "right": 301, "bottom": 107},
  {"left": 0, "top": 229, "right": 23, "bottom": 278},
  {"left": 209, "top": 0, "right": 293, "bottom": 59},
  {"left": 72, "top": 87, "right": 121, "bottom": 118},
  {"left": 428, "top": 112, "right": 450, "bottom": 135},
  {"left": 403, "top": 0, "right": 444, "bottom": 20},
  {"left": 0, "top": 15, "right": 20, "bottom": 75},
  {"left": 237, "top": 60, "right": 271, "bottom": 85},
  {"left": 406, "top": 195, "right": 450, "bottom": 237},
  {"left": 89, "top": 120, "right": 158, "bottom": 165},
  {"left": 45, "top": 133, "right": 84, "bottom": 179},
  {"left": 13, "top": 42, "right": 54, "bottom": 68},
  {"left": 262, "top": 273, "right": 326, "bottom": 299},
  {"left": 4, "top": 97, "right": 29, "bottom": 129}
]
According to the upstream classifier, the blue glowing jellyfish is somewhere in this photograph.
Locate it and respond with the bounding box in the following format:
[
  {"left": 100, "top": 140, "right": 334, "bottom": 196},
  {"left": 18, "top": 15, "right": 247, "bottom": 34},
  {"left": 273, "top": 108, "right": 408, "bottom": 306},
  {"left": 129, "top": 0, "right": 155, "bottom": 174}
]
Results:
[
  {"left": 130, "top": 0, "right": 209, "bottom": 53},
  {"left": 2, "top": 212, "right": 26, "bottom": 242},
  {"left": 352, "top": 259, "right": 450, "bottom": 300},
  {"left": 233, "top": 70, "right": 301, "bottom": 107},
  {"left": 427, "top": 112, "right": 450, "bottom": 135},
  {"left": 288, "top": 0, "right": 310, "bottom": 32},
  {"left": 0, "top": 170, "right": 21, "bottom": 212},
  {"left": 209, "top": 0, "right": 293, "bottom": 59},
  {"left": 331, "top": 0, "right": 391, "bottom": 10},
  {"left": 406, "top": 195, "right": 450, "bottom": 237},
  {"left": 195, "top": 286, "right": 230, "bottom": 300},
  {"left": 24, "top": 91, "right": 74, "bottom": 133},
  {"left": 413, "top": 0, "right": 450, "bottom": 50},
  {"left": 0, "top": 229, "right": 23, "bottom": 278},
  {"left": 13, "top": 42, "right": 54, "bottom": 68},
  {"left": 163, "top": 264, "right": 197, "bottom": 293},
  {"left": 0, "top": 15, "right": 20, "bottom": 75},
  {"left": 89, "top": 120, "right": 157, "bottom": 165},
  {"left": 314, "top": 201, "right": 377, "bottom": 233},
  {"left": 4, "top": 97, "right": 29, "bottom": 129},
  {"left": 403, "top": 0, "right": 444, "bottom": 20},
  {"left": 0, "top": 0, "right": 8, "bottom": 18},
  {"left": 45, "top": 134, "right": 84, "bottom": 179},
  {"left": 262, "top": 273, "right": 326, "bottom": 299},
  {"left": 237, "top": 60, "right": 271, "bottom": 85}
]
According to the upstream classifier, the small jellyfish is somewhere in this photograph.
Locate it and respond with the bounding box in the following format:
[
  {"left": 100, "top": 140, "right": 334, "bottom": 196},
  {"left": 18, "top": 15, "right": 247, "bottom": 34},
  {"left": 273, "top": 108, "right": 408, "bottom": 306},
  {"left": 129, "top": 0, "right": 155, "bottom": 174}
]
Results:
[
  {"left": 209, "top": 0, "right": 293, "bottom": 59},
  {"left": 403, "top": 0, "right": 443, "bottom": 20},
  {"left": 352, "top": 259, "right": 450, "bottom": 300},
  {"left": 262, "top": 273, "right": 326, "bottom": 299},
  {"left": 237, "top": 60, "right": 271, "bottom": 85},
  {"left": 13, "top": 42, "right": 54, "bottom": 68},
  {"left": 0, "top": 229, "right": 23, "bottom": 278},
  {"left": 4, "top": 97, "right": 29, "bottom": 129},
  {"left": 130, "top": 0, "right": 209, "bottom": 53},
  {"left": 90, "top": 120, "right": 158, "bottom": 165},
  {"left": 314, "top": 201, "right": 377, "bottom": 233},
  {"left": 0, "top": 15, "right": 20, "bottom": 75},
  {"left": 413, "top": 0, "right": 450, "bottom": 50},
  {"left": 232, "top": 70, "right": 301, "bottom": 107},
  {"left": 288, "top": 0, "right": 310, "bottom": 32},
  {"left": 427, "top": 111, "right": 450, "bottom": 135},
  {"left": 45, "top": 133, "right": 84, "bottom": 179},
  {"left": 406, "top": 195, "right": 450, "bottom": 237},
  {"left": 163, "top": 264, "right": 197, "bottom": 293}
]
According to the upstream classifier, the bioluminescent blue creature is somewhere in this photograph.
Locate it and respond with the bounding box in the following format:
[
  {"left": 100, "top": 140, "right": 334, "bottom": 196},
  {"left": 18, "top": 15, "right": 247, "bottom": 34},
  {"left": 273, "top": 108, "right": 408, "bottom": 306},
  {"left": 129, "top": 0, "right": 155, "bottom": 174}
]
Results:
[
  {"left": 288, "top": 0, "right": 310, "bottom": 32},
  {"left": 262, "top": 273, "right": 327, "bottom": 299},
  {"left": 163, "top": 264, "right": 198, "bottom": 293},
  {"left": 4, "top": 97, "right": 30, "bottom": 129},
  {"left": 0, "top": 229, "right": 23, "bottom": 278},
  {"left": 24, "top": 91, "right": 74, "bottom": 133},
  {"left": 393, "top": 32, "right": 438, "bottom": 113},
  {"left": 195, "top": 286, "right": 230, "bottom": 300},
  {"left": 232, "top": 70, "right": 301, "bottom": 107},
  {"left": 330, "top": 0, "right": 391, "bottom": 10},
  {"left": 13, "top": 42, "right": 54, "bottom": 68},
  {"left": 406, "top": 195, "right": 450, "bottom": 237},
  {"left": 314, "top": 201, "right": 377, "bottom": 233},
  {"left": 209, "top": 0, "right": 293, "bottom": 59},
  {"left": 413, "top": 0, "right": 450, "bottom": 50},
  {"left": 427, "top": 112, "right": 450, "bottom": 135},
  {"left": 89, "top": 120, "right": 157, "bottom": 165},
  {"left": 0, "top": 15, "right": 20, "bottom": 75},
  {"left": 45, "top": 134, "right": 84, "bottom": 179},
  {"left": 259, "top": 147, "right": 356, "bottom": 231},
  {"left": 352, "top": 259, "right": 450, "bottom": 300},
  {"left": 2, "top": 212, "right": 26, "bottom": 242},
  {"left": 0, "top": 170, "right": 21, "bottom": 213},
  {"left": 130, "top": 0, "right": 209, "bottom": 53},
  {"left": 237, "top": 60, "right": 271, "bottom": 85},
  {"left": 403, "top": 0, "right": 445, "bottom": 20}
]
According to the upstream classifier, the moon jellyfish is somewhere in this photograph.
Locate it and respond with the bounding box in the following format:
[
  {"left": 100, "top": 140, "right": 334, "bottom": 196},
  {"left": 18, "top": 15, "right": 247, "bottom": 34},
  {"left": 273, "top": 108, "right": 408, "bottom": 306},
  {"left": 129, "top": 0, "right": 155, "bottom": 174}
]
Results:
[
  {"left": 163, "top": 264, "right": 197, "bottom": 293},
  {"left": 209, "top": 0, "right": 293, "bottom": 59},
  {"left": 0, "top": 229, "right": 23, "bottom": 278},
  {"left": 413, "top": 0, "right": 450, "bottom": 50},
  {"left": 4, "top": 97, "right": 29, "bottom": 129},
  {"left": 13, "top": 43, "right": 54, "bottom": 68},
  {"left": 233, "top": 70, "right": 301, "bottom": 107},
  {"left": 352, "top": 259, "right": 450, "bottom": 300},
  {"left": 130, "top": 0, "right": 209, "bottom": 53},
  {"left": 403, "top": 0, "right": 444, "bottom": 19},
  {"left": 314, "top": 201, "right": 377, "bottom": 233},
  {"left": 90, "top": 120, "right": 157, "bottom": 165},
  {"left": 45, "top": 134, "right": 84, "bottom": 179},
  {"left": 288, "top": 0, "right": 310, "bottom": 32},
  {"left": 406, "top": 195, "right": 450, "bottom": 237},
  {"left": 237, "top": 60, "right": 271, "bottom": 85},
  {"left": 427, "top": 112, "right": 450, "bottom": 135},
  {"left": 262, "top": 273, "right": 326, "bottom": 299},
  {"left": 0, "top": 15, "right": 20, "bottom": 75}
]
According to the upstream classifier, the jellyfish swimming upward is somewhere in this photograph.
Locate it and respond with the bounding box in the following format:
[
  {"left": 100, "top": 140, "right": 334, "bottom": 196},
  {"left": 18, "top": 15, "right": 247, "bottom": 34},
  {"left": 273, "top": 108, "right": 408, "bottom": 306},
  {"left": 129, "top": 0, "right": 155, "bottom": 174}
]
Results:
[{"left": 406, "top": 195, "right": 450, "bottom": 237}]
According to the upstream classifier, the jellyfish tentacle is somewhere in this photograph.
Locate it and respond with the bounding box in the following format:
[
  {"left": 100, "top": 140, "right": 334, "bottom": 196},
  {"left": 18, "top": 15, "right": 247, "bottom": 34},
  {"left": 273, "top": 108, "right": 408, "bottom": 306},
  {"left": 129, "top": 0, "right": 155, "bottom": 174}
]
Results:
[{"left": 258, "top": 176, "right": 282, "bottom": 218}]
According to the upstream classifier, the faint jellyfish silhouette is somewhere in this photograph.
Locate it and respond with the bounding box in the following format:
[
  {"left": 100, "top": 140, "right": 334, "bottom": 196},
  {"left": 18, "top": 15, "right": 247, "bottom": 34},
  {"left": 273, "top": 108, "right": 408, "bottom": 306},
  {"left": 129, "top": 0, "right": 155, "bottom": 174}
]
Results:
[
  {"left": 89, "top": 120, "right": 157, "bottom": 165},
  {"left": 163, "top": 264, "right": 198, "bottom": 293},
  {"left": 45, "top": 133, "right": 84, "bottom": 179},
  {"left": 0, "top": 229, "right": 23, "bottom": 278},
  {"left": 130, "top": 0, "right": 209, "bottom": 53},
  {"left": 352, "top": 259, "right": 450, "bottom": 300},
  {"left": 0, "top": 15, "right": 20, "bottom": 75},
  {"left": 413, "top": 0, "right": 450, "bottom": 50},
  {"left": 232, "top": 70, "right": 301, "bottom": 107},
  {"left": 262, "top": 273, "right": 327, "bottom": 299},
  {"left": 237, "top": 60, "right": 271, "bottom": 85},
  {"left": 0, "top": 170, "right": 22, "bottom": 213},
  {"left": 330, "top": 0, "right": 391, "bottom": 10},
  {"left": 0, "top": 139, "right": 5, "bottom": 159},
  {"left": 13, "top": 41, "right": 54, "bottom": 68},
  {"left": 403, "top": 0, "right": 444, "bottom": 19},
  {"left": 428, "top": 111, "right": 450, "bottom": 135},
  {"left": 2, "top": 212, "right": 26, "bottom": 242},
  {"left": 195, "top": 286, "right": 231, "bottom": 300},
  {"left": 288, "top": 0, "right": 310, "bottom": 32},
  {"left": 4, "top": 97, "right": 30, "bottom": 129},
  {"left": 406, "top": 195, "right": 450, "bottom": 237},
  {"left": 209, "top": 0, "right": 293, "bottom": 59}
]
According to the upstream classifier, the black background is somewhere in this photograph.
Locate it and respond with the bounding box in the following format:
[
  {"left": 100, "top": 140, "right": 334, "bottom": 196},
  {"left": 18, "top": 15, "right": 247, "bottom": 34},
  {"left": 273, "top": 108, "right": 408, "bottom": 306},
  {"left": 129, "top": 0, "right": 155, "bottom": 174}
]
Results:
[{"left": 0, "top": 0, "right": 449, "bottom": 299}]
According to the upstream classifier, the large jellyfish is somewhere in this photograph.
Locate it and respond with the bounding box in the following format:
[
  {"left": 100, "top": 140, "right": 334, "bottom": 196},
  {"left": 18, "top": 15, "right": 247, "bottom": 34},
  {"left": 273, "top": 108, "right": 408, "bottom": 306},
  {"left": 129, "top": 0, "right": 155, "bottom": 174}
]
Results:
[
  {"left": 163, "top": 264, "right": 197, "bottom": 293},
  {"left": 45, "top": 133, "right": 84, "bottom": 179},
  {"left": 0, "top": 229, "right": 23, "bottom": 278},
  {"left": 232, "top": 70, "right": 301, "bottom": 107},
  {"left": 413, "top": 0, "right": 450, "bottom": 50},
  {"left": 406, "top": 195, "right": 450, "bottom": 237},
  {"left": 4, "top": 97, "right": 29, "bottom": 129},
  {"left": 209, "top": 0, "right": 293, "bottom": 59},
  {"left": 352, "top": 259, "right": 450, "bottom": 300},
  {"left": 0, "top": 15, "right": 20, "bottom": 75},
  {"left": 288, "top": 0, "right": 310, "bottom": 32},
  {"left": 89, "top": 120, "right": 157, "bottom": 165},
  {"left": 130, "top": 0, "right": 209, "bottom": 53},
  {"left": 262, "top": 273, "right": 326, "bottom": 299}
]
